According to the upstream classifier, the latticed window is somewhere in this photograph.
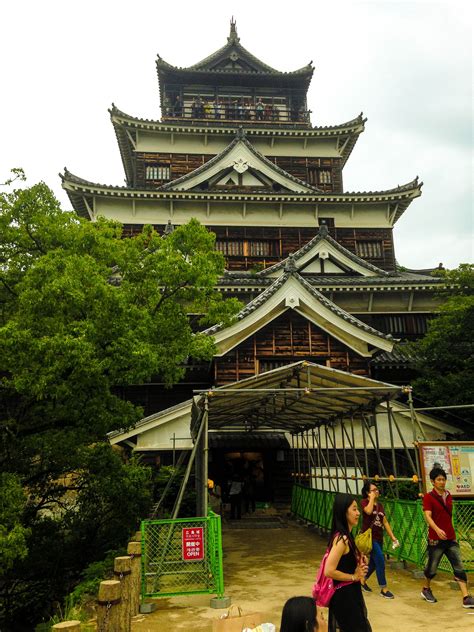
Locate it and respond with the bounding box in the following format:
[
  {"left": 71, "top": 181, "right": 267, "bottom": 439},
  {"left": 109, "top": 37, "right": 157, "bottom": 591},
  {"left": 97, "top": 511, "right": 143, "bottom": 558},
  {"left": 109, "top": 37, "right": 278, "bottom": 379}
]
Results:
[
  {"left": 356, "top": 241, "right": 383, "bottom": 258},
  {"left": 216, "top": 240, "right": 244, "bottom": 256},
  {"left": 258, "top": 359, "right": 292, "bottom": 374},
  {"left": 318, "top": 170, "right": 332, "bottom": 184},
  {"left": 307, "top": 168, "right": 318, "bottom": 185},
  {"left": 384, "top": 315, "right": 430, "bottom": 336},
  {"left": 216, "top": 240, "right": 275, "bottom": 257},
  {"left": 249, "top": 241, "right": 272, "bottom": 257},
  {"left": 145, "top": 165, "right": 170, "bottom": 180}
]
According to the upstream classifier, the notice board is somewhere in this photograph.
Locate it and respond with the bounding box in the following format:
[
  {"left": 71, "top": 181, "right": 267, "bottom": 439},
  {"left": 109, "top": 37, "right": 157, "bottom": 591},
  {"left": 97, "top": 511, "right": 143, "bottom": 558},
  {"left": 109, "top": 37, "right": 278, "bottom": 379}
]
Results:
[{"left": 418, "top": 441, "right": 474, "bottom": 496}]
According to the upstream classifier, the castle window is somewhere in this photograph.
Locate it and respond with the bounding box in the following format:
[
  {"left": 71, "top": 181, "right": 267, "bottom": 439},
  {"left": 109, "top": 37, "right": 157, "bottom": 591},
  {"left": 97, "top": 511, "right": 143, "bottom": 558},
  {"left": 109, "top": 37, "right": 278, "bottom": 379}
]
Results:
[
  {"left": 318, "top": 170, "right": 332, "bottom": 184},
  {"left": 145, "top": 165, "right": 170, "bottom": 180},
  {"left": 249, "top": 241, "right": 272, "bottom": 257},
  {"left": 318, "top": 218, "right": 335, "bottom": 228},
  {"left": 216, "top": 240, "right": 244, "bottom": 256},
  {"left": 307, "top": 168, "right": 332, "bottom": 186},
  {"left": 307, "top": 168, "right": 318, "bottom": 185},
  {"left": 356, "top": 241, "right": 383, "bottom": 258},
  {"left": 258, "top": 359, "right": 293, "bottom": 374},
  {"left": 216, "top": 239, "right": 275, "bottom": 257}
]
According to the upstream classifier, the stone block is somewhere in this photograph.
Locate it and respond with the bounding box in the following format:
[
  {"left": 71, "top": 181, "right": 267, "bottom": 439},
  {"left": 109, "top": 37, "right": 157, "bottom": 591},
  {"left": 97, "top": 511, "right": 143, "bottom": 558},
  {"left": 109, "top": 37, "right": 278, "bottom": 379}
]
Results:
[
  {"left": 140, "top": 602, "right": 158, "bottom": 614},
  {"left": 210, "top": 596, "right": 232, "bottom": 609}
]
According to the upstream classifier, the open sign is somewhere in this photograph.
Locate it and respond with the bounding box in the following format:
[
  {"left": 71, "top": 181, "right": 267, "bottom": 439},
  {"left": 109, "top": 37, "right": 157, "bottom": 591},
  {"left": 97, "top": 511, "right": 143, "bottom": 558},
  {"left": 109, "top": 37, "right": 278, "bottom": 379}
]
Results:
[{"left": 182, "top": 527, "right": 205, "bottom": 561}]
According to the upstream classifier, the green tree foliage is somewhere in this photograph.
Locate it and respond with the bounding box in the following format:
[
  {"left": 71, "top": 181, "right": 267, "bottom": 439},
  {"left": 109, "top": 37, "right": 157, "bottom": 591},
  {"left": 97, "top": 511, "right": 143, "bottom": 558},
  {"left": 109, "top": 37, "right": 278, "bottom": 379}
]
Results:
[
  {"left": 151, "top": 464, "right": 197, "bottom": 518},
  {"left": 0, "top": 473, "right": 30, "bottom": 571},
  {"left": 0, "top": 174, "right": 240, "bottom": 628},
  {"left": 411, "top": 264, "right": 474, "bottom": 433}
]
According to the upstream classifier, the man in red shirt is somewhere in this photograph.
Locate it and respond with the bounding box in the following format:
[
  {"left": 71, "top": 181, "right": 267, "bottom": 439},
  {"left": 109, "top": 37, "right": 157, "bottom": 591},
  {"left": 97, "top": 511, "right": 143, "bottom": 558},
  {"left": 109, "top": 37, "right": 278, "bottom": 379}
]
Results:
[{"left": 421, "top": 467, "right": 474, "bottom": 608}]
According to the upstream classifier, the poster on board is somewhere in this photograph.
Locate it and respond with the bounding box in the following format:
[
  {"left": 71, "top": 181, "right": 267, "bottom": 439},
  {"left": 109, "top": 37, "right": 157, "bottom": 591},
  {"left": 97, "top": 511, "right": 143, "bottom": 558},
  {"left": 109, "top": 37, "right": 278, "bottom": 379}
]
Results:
[{"left": 418, "top": 442, "right": 474, "bottom": 496}]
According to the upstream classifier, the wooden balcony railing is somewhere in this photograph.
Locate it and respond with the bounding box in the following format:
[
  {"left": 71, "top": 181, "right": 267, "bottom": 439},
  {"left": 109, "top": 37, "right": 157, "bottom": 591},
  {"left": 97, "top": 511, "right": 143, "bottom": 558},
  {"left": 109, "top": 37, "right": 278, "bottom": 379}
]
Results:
[{"left": 161, "top": 103, "right": 311, "bottom": 127}]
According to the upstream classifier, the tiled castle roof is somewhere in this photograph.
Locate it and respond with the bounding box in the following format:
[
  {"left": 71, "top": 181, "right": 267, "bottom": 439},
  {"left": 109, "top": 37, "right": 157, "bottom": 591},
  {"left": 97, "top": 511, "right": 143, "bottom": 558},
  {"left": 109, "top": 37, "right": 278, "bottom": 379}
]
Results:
[
  {"left": 204, "top": 267, "right": 393, "bottom": 342},
  {"left": 257, "top": 224, "right": 389, "bottom": 278},
  {"left": 158, "top": 131, "right": 322, "bottom": 193},
  {"left": 156, "top": 19, "right": 314, "bottom": 78}
]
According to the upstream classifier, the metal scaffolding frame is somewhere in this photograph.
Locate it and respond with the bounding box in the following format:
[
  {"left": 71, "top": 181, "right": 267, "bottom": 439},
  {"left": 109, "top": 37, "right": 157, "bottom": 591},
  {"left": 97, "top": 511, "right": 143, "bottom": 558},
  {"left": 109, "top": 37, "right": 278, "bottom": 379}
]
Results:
[{"left": 170, "top": 361, "right": 470, "bottom": 517}]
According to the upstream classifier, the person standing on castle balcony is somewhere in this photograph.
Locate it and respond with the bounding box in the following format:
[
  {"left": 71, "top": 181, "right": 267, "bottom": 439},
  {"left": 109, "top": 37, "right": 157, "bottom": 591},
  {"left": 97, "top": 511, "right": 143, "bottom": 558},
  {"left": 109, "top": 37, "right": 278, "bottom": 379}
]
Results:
[
  {"left": 196, "top": 95, "right": 204, "bottom": 118},
  {"left": 255, "top": 98, "right": 264, "bottom": 120},
  {"left": 243, "top": 101, "right": 252, "bottom": 120},
  {"left": 203, "top": 100, "right": 212, "bottom": 118},
  {"left": 191, "top": 97, "right": 198, "bottom": 118},
  {"left": 228, "top": 99, "right": 236, "bottom": 120},
  {"left": 173, "top": 95, "right": 182, "bottom": 117}
]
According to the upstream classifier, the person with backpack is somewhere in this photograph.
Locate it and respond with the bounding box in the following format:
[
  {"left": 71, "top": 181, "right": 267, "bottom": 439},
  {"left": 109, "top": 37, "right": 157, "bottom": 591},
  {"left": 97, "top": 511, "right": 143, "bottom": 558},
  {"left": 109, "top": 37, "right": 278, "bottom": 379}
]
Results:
[
  {"left": 324, "top": 493, "right": 371, "bottom": 632},
  {"left": 421, "top": 466, "right": 474, "bottom": 608},
  {"left": 360, "top": 481, "right": 399, "bottom": 598}
]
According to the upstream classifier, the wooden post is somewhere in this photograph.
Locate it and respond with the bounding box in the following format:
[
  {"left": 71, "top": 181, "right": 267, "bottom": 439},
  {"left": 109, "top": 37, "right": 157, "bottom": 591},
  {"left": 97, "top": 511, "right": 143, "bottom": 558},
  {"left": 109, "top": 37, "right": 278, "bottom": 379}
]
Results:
[
  {"left": 132, "top": 530, "right": 141, "bottom": 542},
  {"left": 114, "top": 555, "right": 132, "bottom": 632},
  {"left": 127, "top": 541, "right": 142, "bottom": 616},
  {"left": 97, "top": 580, "right": 121, "bottom": 631},
  {"left": 52, "top": 623, "right": 81, "bottom": 631}
]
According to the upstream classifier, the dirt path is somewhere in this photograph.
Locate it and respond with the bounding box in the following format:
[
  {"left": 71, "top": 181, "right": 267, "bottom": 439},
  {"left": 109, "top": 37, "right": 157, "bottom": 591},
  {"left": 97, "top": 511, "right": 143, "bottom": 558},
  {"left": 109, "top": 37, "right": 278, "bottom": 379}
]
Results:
[{"left": 132, "top": 517, "right": 472, "bottom": 631}]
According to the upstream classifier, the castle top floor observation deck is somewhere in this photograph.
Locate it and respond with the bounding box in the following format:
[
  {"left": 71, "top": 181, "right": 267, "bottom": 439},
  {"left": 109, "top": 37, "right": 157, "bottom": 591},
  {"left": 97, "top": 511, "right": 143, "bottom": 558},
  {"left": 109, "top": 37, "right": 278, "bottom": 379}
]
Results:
[{"left": 157, "top": 19, "right": 314, "bottom": 129}]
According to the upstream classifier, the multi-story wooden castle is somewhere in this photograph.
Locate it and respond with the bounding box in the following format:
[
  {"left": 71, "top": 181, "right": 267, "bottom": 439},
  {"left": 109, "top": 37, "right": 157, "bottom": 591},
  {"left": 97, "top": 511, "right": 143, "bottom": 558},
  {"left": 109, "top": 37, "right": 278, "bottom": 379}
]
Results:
[{"left": 61, "top": 21, "right": 456, "bottom": 499}]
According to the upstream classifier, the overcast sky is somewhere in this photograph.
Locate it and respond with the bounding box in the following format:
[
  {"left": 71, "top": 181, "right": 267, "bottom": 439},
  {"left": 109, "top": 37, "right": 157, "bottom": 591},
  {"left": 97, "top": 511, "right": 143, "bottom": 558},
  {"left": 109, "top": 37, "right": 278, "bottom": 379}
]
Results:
[{"left": 1, "top": 1, "right": 472, "bottom": 269}]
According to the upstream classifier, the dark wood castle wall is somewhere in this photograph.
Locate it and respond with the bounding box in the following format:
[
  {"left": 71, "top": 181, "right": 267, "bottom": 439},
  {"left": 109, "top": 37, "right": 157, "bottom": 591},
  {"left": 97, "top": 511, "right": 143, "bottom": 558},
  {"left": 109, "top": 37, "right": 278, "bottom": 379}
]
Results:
[
  {"left": 211, "top": 225, "right": 396, "bottom": 272},
  {"left": 213, "top": 312, "right": 369, "bottom": 385},
  {"left": 121, "top": 223, "right": 396, "bottom": 272},
  {"left": 134, "top": 152, "right": 342, "bottom": 193}
]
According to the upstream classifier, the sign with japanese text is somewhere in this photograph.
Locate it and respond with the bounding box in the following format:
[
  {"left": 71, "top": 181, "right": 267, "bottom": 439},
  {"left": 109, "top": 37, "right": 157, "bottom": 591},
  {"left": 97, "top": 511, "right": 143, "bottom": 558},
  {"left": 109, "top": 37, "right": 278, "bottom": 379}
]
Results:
[
  {"left": 182, "top": 527, "right": 204, "bottom": 561},
  {"left": 418, "top": 441, "right": 474, "bottom": 496}
]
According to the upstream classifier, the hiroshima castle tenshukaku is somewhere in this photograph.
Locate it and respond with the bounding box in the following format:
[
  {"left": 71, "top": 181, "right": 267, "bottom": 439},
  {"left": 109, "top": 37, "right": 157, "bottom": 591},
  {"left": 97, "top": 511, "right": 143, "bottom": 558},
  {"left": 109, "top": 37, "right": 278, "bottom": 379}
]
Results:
[{"left": 61, "top": 21, "right": 460, "bottom": 503}]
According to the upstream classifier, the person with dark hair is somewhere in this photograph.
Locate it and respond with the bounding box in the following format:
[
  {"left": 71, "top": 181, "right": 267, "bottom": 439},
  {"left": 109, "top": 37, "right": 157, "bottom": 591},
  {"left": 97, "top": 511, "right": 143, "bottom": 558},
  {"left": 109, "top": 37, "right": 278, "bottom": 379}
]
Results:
[
  {"left": 421, "top": 467, "right": 474, "bottom": 608},
  {"left": 324, "top": 493, "right": 371, "bottom": 632},
  {"left": 360, "top": 480, "right": 398, "bottom": 598},
  {"left": 280, "top": 596, "right": 318, "bottom": 632}
]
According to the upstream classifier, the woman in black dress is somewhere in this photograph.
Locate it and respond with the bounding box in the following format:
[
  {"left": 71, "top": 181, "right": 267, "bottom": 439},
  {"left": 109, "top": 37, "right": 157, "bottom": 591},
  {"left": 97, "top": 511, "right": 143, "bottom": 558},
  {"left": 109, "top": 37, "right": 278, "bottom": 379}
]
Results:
[{"left": 324, "top": 493, "right": 372, "bottom": 632}]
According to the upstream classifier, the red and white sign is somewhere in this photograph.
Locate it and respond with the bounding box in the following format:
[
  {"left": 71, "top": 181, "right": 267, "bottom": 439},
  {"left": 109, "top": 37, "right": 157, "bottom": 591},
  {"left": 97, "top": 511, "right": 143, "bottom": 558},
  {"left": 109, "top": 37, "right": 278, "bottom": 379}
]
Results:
[{"left": 182, "top": 527, "right": 204, "bottom": 561}]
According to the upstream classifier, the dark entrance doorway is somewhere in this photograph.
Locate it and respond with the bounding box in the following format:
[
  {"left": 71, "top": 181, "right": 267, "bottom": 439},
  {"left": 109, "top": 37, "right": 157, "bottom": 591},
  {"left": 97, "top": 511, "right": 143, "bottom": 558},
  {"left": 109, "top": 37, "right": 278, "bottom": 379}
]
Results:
[{"left": 207, "top": 432, "right": 291, "bottom": 509}]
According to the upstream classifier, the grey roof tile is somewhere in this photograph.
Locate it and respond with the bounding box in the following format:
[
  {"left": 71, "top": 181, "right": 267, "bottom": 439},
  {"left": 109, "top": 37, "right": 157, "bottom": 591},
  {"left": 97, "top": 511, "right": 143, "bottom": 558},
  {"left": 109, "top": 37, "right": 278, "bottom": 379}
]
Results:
[
  {"left": 205, "top": 270, "right": 392, "bottom": 341},
  {"left": 257, "top": 224, "right": 389, "bottom": 278}
]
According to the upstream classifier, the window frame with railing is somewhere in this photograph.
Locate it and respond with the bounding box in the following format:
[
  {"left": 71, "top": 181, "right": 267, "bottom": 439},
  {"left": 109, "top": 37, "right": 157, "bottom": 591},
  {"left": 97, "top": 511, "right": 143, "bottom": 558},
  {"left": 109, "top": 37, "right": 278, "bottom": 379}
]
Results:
[
  {"left": 145, "top": 164, "right": 171, "bottom": 181},
  {"left": 356, "top": 240, "right": 384, "bottom": 259},
  {"left": 216, "top": 239, "right": 279, "bottom": 258}
]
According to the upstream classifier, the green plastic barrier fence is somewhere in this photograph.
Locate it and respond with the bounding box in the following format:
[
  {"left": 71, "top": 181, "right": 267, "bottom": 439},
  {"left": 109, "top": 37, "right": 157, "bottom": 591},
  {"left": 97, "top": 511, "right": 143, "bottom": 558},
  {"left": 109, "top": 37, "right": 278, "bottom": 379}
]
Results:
[
  {"left": 141, "top": 510, "right": 224, "bottom": 598},
  {"left": 292, "top": 485, "right": 474, "bottom": 573}
]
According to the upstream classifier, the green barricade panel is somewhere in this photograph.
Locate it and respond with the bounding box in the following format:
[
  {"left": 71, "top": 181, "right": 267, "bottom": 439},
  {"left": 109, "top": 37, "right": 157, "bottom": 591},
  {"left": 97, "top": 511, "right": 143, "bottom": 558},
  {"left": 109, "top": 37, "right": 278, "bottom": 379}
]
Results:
[
  {"left": 141, "top": 513, "right": 224, "bottom": 598},
  {"left": 291, "top": 485, "right": 474, "bottom": 572}
]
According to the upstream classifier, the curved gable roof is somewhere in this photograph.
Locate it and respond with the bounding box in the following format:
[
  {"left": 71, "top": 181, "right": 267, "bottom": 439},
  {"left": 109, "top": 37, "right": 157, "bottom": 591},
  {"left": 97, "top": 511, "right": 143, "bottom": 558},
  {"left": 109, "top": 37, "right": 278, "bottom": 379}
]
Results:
[
  {"left": 204, "top": 267, "right": 394, "bottom": 357},
  {"left": 159, "top": 131, "right": 322, "bottom": 193},
  {"left": 258, "top": 224, "right": 390, "bottom": 278},
  {"left": 156, "top": 20, "right": 314, "bottom": 78}
]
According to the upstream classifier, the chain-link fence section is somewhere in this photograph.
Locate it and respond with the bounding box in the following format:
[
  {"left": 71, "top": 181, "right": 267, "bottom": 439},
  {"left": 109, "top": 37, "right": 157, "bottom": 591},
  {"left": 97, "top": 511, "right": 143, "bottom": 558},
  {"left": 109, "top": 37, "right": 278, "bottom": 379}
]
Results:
[
  {"left": 292, "top": 485, "right": 474, "bottom": 573},
  {"left": 141, "top": 511, "right": 224, "bottom": 599}
]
